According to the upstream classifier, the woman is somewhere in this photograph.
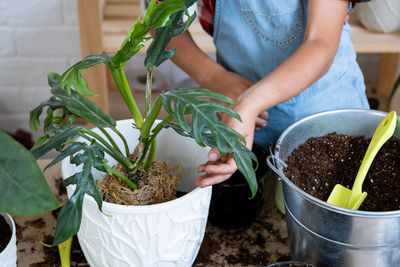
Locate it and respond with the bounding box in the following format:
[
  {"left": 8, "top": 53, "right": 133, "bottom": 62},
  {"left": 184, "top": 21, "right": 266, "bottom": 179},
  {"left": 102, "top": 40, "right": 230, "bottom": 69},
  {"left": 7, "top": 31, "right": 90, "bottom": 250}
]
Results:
[{"left": 166, "top": 0, "right": 370, "bottom": 187}]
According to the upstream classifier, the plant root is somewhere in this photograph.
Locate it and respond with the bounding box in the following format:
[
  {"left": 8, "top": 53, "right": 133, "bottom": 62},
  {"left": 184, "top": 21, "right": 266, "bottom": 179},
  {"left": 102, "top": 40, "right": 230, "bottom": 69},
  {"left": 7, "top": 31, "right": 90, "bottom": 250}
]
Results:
[{"left": 98, "top": 158, "right": 182, "bottom": 206}]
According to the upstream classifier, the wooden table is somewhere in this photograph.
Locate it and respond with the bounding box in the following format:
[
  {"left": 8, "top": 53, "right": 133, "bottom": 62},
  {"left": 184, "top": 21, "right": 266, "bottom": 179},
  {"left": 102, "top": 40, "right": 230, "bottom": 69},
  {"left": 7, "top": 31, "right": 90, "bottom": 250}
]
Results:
[{"left": 14, "top": 159, "right": 290, "bottom": 266}]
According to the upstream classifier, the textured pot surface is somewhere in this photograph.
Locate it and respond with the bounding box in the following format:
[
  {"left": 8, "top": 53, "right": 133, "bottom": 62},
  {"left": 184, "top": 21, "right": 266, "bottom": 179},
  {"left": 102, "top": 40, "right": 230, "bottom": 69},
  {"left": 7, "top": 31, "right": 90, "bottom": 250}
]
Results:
[
  {"left": 0, "top": 213, "right": 17, "bottom": 267},
  {"left": 62, "top": 119, "right": 212, "bottom": 267},
  {"left": 269, "top": 109, "right": 400, "bottom": 267},
  {"left": 356, "top": 0, "right": 400, "bottom": 33}
]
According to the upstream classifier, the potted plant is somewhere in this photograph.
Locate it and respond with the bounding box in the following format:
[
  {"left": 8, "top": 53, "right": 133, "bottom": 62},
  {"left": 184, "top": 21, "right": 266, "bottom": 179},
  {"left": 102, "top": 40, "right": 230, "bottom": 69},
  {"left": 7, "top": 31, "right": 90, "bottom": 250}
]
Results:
[
  {"left": 23, "top": 0, "right": 258, "bottom": 265},
  {"left": 267, "top": 109, "right": 400, "bottom": 267}
]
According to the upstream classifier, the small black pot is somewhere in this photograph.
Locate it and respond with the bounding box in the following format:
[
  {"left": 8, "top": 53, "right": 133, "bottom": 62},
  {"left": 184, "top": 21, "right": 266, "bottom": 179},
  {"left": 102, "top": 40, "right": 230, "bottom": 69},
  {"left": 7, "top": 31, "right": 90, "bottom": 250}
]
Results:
[
  {"left": 265, "top": 261, "right": 315, "bottom": 267},
  {"left": 207, "top": 144, "right": 271, "bottom": 229}
]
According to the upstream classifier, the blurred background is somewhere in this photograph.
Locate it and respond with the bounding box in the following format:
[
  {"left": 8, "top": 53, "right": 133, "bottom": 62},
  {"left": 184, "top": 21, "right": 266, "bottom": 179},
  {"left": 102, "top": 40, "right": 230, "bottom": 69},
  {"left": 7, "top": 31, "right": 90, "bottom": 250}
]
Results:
[{"left": 0, "top": 0, "right": 399, "bottom": 145}]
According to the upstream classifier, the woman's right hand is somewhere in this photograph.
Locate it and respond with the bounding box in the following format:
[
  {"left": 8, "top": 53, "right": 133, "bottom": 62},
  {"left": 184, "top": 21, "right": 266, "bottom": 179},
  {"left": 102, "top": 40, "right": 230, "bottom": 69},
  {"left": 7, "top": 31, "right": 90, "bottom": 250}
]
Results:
[{"left": 196, "top": 104, "right": 258, "bottom": 187}]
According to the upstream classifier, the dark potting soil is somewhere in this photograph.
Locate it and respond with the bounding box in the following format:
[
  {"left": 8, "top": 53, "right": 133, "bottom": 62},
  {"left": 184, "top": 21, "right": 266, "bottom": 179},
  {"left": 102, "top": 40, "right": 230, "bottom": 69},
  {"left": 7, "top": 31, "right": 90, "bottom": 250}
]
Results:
[
  {"left": 284, "top": 132, "right": 400, "bottom": 211},
  {"left": 0, "top": 215, "right": 12, "bottom": 253}
]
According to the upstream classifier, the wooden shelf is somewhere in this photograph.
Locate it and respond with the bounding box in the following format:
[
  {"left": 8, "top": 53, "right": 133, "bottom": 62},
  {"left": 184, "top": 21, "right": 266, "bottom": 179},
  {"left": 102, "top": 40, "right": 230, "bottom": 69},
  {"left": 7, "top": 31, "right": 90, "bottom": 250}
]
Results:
[{"left": 350, "top": 20, "right": 400, "bottom": 53}]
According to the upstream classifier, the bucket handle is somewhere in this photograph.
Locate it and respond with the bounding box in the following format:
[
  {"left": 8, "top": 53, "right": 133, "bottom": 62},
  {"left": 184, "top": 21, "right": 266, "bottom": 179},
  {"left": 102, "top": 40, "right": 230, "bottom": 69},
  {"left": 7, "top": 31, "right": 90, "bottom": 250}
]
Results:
[{"left": 266, "top": 154, "right": 287, "bottom": 181}]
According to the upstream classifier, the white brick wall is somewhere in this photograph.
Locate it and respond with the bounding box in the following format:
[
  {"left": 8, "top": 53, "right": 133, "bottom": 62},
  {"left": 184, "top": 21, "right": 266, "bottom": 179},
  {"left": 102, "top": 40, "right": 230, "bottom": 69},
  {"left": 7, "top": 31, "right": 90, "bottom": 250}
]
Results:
[{"left": 0, "top": 0, "right": 81, "bottom": 136}]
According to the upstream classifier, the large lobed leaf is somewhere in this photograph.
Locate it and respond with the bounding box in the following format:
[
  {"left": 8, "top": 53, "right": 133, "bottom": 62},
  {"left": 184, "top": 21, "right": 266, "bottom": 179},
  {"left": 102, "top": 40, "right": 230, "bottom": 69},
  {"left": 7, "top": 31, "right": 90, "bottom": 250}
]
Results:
[
  {"left": 145, "top": 0, "right": 197, "bottom": 70},
  {"left": 60, "top": 52, "right": 112, "bottom": 96},
  {"left": 51, "top": 87, "right": 116, "bottom": 129},
  {"left": 161, "top": 88, "right": 258, "bottom": 197},
  {"left": 46, "top": 72, "right": 116, "bottom": 129},
  {"left": 0, "top": 130, "right": 60, "bottom": 216},
  {"left": 112, "top": 0, "right": 187, "bottom": 68}
]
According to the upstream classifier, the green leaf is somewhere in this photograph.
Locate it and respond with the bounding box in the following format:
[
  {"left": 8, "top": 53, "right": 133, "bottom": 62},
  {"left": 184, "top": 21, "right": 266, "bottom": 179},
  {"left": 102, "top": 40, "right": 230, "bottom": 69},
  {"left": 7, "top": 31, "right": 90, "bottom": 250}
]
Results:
[
  {"left": 145, "top": 0, "right": 197, "bottom": 69},
  {"left": 111, "top": 0, "right": 187, "bottom": 68},
  {"left": 0, "top": 130, "right": 60, "bottom": 216},
  {"left": 233, "top": 143, "right": 258, "bottom": 196},
  {"left": 29, "top": 96, "right": 65, "bottom": 131},
  {"left": 44, "top": 142, "right": 88, "bottom": 171},
  {"left": 161, "top": 88, "right": 258, "bottom": 197},
  {"left": 52, "top": 149, "right": 103, "bottom": 246},
  {"left": 60, "top": 53, "right": 112, "bottom": 96},
  {"left": 31, "top": 125, "right": 83, "bottom": 159},
  {"left": 161, "top": 88, "right": 238, "bottom": 135},
  {"left": 51, "top": 88, "right": 116, "bottom": 129}
]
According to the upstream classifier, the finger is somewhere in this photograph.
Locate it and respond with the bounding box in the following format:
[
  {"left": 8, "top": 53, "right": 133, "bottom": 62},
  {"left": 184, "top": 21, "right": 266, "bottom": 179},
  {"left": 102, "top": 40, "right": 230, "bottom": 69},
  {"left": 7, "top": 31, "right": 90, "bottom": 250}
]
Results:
[
  {"left": 198, "top": 157, "right": 237, "bottom": 174},
  {"left": 196, "top": 173, "right": 232, "bottom": 187},
  {"left": 258, "top": 111, "right": 269, "bottom": 119},
  {"left": 255, "top": 117, "right": 267, "bottom": 128},
  {"left": 208, "top": 148, "right": 220, "bottom": 162}
]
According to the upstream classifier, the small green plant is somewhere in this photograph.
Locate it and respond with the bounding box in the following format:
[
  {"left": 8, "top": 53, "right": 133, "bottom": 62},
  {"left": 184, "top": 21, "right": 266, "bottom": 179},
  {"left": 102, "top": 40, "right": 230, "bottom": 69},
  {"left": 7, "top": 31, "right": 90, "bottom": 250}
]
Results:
[{"left": 0, "top": 0, "right": 257, "bottom": 249}]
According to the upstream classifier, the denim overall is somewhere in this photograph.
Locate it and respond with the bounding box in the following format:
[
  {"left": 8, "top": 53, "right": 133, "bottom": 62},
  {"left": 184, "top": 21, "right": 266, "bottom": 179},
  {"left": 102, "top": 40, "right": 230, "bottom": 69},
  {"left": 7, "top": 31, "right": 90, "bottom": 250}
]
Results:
[{"left": 212, "top": 0, "right": 370, "bottom": 150}]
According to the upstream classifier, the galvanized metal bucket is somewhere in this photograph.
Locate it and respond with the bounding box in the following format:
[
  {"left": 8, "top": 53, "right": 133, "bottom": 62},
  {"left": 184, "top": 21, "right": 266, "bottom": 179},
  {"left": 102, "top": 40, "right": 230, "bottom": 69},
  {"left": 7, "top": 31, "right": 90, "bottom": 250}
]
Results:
[{"left": 267, "top": 109, "right": 400, "bottom": 267}]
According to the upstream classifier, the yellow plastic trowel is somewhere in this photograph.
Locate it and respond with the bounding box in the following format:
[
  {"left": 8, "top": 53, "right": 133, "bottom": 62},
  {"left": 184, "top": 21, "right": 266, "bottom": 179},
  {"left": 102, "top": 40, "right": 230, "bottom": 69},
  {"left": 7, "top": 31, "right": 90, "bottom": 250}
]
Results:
[{"left": 327, "top": 111, "right": 397, "bottom": 210}]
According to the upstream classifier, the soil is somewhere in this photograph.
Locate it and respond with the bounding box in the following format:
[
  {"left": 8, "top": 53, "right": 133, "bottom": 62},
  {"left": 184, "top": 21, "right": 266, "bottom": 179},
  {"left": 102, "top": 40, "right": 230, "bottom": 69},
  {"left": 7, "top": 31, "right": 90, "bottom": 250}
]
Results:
[
  {"left": 284, "top": 132, "right": 400, "bottom": 211},
  {"left": 0, "top": 215, "right": 12, "bottom": 253},
  {"left": 7, "top": 129, "right": 34, "bottom": 149}
]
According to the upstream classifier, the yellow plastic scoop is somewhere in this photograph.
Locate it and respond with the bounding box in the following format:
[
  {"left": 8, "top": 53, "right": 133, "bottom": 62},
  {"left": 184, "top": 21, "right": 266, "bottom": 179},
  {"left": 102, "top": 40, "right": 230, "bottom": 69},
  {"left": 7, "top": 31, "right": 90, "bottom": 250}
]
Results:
[{"left": 327, "top": 111, "right": 397, "bottom": 210}]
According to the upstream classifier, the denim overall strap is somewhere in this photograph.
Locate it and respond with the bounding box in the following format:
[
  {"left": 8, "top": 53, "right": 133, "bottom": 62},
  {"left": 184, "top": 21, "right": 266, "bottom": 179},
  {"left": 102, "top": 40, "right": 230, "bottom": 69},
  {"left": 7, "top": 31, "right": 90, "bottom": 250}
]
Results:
[{"left": 213, "top": 0, "right": 369, "bottom": 149}]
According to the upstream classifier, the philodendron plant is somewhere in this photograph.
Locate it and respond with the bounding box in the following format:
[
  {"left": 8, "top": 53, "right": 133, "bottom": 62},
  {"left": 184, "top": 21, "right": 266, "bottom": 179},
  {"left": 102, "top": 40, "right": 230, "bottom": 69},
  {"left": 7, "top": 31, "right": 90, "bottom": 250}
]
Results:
[{"left": 1, "top": 0, "right": 257, "bottom": 251}]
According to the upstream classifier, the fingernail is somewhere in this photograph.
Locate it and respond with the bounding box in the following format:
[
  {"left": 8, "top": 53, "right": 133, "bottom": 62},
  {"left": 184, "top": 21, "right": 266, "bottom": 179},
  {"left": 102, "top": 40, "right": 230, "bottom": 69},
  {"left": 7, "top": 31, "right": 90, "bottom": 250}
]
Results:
[{"left": 209, "top": 152, "right": 218, "bottom": 161}]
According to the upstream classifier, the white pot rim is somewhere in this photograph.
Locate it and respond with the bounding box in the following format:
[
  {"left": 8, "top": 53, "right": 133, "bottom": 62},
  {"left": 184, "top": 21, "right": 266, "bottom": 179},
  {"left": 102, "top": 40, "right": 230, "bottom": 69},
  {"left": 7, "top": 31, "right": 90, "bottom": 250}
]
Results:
[{"left": 65, "top": 183, "right": 211, "bottom": 214}]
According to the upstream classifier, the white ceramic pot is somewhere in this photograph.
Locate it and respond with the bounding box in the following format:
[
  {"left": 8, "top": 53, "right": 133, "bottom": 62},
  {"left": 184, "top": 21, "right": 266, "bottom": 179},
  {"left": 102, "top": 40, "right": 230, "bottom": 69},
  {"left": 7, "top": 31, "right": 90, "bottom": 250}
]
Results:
[
  {"left": 355, "top": 0, "right": 400, "bottom": 33},
  {"left": 62, "top": 119, "right": 212, "bottom": 267},
  {"left": 0, "top": 213, "right": 17, "bottom": 267}
]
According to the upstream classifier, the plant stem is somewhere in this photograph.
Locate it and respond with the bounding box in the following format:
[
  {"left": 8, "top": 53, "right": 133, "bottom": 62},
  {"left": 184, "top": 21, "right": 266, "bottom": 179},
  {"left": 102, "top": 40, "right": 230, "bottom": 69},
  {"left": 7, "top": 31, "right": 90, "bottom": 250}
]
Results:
[
  {"left": 140, "top": 95, "right": 162, "bottom": 138},
  {"left": 80, "top": 130, "right": 132, "bottom": 170},
  {"left": 78, "top": 134, "right": 137, "bottom": 190},
  {"left": 133, "top": 115, "right": 174, "bottom": 173},
  {"left": 145, "top": 69, "right": 153, "bottom": 117},
  {"left": 143, "top": 138, "right": 156, "bottom": 170},
  {"left": 112, "top": 127, "right": 130, "bottom": 158},
  {"left": 58, "top": 237, "right": 72, "bottom": 267},
  {"left": 109, "top": 67, "right": 144, "bottom": 128},
  {"left": 102, "top": 163, "right": 137, "bottom": 190},
  {"left": 99, "top": 127, "right": 123, "bottom": 155}
]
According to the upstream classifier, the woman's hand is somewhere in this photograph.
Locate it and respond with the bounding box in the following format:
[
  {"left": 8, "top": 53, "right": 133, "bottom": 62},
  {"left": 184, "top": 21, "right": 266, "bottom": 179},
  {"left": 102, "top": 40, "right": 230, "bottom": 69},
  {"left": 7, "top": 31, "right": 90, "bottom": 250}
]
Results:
[
  {"left": 196, "top": 106, "right": 257, "bottom": 187},
  {"left": 205, "top": 69, "right": 269, "bottom": 130}
]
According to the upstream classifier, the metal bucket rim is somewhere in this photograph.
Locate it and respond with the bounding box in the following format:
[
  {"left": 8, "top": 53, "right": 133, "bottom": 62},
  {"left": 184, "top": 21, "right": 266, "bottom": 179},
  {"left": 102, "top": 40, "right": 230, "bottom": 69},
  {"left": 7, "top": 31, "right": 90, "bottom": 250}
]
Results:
[{"left": 274, "top": 108, "right": 400, "bottom": 218}]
